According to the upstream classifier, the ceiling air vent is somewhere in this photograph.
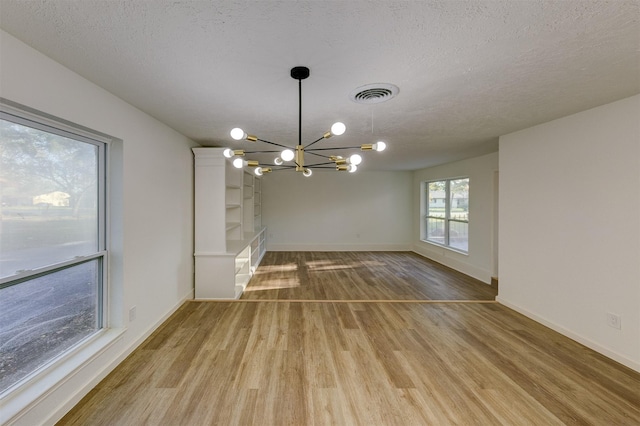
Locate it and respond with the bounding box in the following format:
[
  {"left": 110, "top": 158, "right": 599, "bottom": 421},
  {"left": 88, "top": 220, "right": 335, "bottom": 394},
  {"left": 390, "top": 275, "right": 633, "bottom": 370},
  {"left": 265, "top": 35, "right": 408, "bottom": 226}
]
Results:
[{"left": 349, "top": 83, "right": 399, "bottom": 104}]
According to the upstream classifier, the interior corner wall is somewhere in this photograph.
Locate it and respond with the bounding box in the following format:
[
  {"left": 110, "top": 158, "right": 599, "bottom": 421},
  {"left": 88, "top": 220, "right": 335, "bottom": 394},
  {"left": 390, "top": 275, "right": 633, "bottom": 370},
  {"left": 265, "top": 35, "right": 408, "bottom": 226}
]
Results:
[
  {"left": 412, "top": 152, "right": 499, "bottom": 283},
  {"left": 498, "top": 94, "right": 640, "bottom": 372},
  {"left": 1, "top": 30, "right": 197, "bottom": 424},
  {"left": 263, "top": 170, "right": 412, "bottom": 251}
]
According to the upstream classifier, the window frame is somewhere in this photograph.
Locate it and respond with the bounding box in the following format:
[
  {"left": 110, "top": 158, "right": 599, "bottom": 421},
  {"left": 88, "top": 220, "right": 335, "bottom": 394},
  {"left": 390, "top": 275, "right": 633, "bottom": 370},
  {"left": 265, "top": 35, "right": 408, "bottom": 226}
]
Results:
[
  {"left": 0, "top": 100, "right": 110, "bottom": 392},
  {"left": 423, "top": 177, "right": 469, "bottom": 253}
]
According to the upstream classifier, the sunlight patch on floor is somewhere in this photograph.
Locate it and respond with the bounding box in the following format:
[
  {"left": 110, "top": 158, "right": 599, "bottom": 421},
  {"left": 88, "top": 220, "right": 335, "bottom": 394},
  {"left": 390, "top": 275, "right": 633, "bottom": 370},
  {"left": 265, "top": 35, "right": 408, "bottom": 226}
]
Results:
[
  {"left": 253, "top": 263, "right": 298, "bottom": 274},
  {"left": 305, "top": 259, "right": 385, "bottom": 272},
  {"left": 242, "top": 277, "right": 300, "bottom": 291}
]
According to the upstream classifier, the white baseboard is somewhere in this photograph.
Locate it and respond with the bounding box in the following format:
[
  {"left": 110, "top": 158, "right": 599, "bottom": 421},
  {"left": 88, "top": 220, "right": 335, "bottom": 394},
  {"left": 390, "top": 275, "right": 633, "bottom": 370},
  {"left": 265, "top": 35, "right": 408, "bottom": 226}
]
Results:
[
  {"left": 6, "top": 289, "right": 194, "bottom": 426},
  {"left": 497, "top": 296, "right": 640, "bottom": 373},
  {"left": 267, "top": 243, "right": 412, "bottom": 251}
]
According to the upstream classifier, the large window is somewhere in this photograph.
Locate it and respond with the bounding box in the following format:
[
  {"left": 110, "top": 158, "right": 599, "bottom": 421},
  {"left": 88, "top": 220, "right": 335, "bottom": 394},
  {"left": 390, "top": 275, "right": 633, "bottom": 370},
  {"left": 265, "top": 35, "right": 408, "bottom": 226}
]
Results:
[
  {"left": 424, "top": 178, "right": 469, "bottom": 252},
  {"left": 0, "top": 109, "right": 106, "bottom": 393}
]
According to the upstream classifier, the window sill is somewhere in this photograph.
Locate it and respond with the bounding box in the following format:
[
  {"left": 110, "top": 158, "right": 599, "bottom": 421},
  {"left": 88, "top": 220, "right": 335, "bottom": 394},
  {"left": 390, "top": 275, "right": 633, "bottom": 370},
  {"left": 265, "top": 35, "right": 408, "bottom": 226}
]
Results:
[
  {"left": 420, "top": 239, "right": 469, "bottom": 256},
  {"left": 0, "top": 327, "right": 125, "bottom": 425}
]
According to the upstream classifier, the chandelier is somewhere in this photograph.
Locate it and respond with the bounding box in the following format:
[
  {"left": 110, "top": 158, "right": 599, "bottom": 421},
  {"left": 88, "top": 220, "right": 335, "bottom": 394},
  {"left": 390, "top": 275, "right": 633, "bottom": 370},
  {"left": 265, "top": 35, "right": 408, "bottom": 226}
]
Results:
[{"left": 223, "top": 66, "right": 387, "bottom": 177}]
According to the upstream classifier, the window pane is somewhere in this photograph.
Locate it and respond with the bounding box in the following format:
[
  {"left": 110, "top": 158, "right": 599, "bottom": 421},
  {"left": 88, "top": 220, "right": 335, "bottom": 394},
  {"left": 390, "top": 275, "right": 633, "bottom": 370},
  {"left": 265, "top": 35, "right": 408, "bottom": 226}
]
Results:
[
  {"left": 427, "top": 181, "right": 446, "bottom": 218},
  {"left": 0, "top": 119, "right": 98, "bottom": 279},
  {"left": 0, "top": 259, "right": 101, "bottom": 392},
  {"left": 449, "top": 221, "right": 468, "bottom": 252},
  {"left": 450, "top": 178, "right": 469, "bottom": 221},
  {"left": 426, "top": 218, "right": 446, "bottom": 244}
]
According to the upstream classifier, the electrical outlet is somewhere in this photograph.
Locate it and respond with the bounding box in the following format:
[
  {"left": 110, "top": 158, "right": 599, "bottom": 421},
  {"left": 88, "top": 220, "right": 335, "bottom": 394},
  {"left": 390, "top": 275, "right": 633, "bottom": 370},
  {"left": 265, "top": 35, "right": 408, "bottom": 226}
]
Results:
[
  {"left": 129, "top": 306, "right": 137, "bottom": 322},
  {"left": 606, "top": 312, "right": 621, "bottom": 330}
]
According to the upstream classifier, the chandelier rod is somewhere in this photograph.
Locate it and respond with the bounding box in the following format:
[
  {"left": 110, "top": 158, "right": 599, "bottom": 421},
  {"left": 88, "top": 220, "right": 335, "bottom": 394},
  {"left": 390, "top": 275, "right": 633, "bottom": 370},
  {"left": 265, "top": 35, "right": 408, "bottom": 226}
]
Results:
[{"left": 298, "top": 77, "right": 303, "bottom": 147}]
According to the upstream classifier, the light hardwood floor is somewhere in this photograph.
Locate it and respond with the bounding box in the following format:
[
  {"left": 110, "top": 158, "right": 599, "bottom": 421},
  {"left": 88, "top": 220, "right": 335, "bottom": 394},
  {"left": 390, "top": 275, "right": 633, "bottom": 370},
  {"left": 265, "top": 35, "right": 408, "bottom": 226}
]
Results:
[
  {"left": 241, "top": 251, "right": 497, "bottom": 301},
  {"left": 58, "top": 253, "right": 640, "bottom": 425}
]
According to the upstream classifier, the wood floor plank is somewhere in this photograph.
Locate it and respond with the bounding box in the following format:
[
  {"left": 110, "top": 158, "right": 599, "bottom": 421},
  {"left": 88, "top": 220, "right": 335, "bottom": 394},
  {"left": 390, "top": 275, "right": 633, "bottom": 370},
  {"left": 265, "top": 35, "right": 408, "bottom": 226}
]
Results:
[
  {"left": 274, "top": 348, "right": 309, "bottom": 425},
  {"left": 310, "top": 388, "right": 350, "bottom": 425},
  {"left": 330, "top": 344, "right": 398, "bottom": 425},
  {"left": 157, "top": 328, "right": 209, "bottom": 388},
  {"left": 317, "top": 302, "right": 350, "bottom": 351}
]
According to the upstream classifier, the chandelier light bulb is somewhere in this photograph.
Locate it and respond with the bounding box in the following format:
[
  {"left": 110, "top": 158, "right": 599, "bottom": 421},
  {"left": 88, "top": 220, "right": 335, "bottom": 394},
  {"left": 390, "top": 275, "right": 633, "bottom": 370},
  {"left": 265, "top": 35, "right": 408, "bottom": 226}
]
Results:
[
  {"left": 330, "top": 122, "right": 346, "bottom": 136},
  {"left": 254, "top": 167, "right": 264, "bottom": 176},
  {"left": 274, "top": 157, "right": 284, "bottom": 166},
  {"left": 347, "top": 164, "right": 358, "bottom": 173},
  {"left": 372, "top": 141, "right": 387, "bottom": 152},
  {"left": 303, "top": 168, "right": 313, "bottom": 177},
  {"left": 233, "top": 158, "right": 244, "bottom": 168},
  {"left": 349, "top": 154, "right": 362, "bottom": 165},
  {"left": 281, "top": 149, "right": 295, "bottom": 162},
  {"left": 230, "top": 127, "right": 246, "bottom": 141},
  {"left": 223, "top": 148, "right": 234, "bottom": 158}
]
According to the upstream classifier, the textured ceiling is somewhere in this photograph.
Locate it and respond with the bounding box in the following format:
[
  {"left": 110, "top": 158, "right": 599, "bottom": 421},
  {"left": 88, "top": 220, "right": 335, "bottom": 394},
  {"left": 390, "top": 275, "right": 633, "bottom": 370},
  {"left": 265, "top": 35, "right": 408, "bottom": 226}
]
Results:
[{"left": 1, "top": 1, "right": 639, "bottom": 170}]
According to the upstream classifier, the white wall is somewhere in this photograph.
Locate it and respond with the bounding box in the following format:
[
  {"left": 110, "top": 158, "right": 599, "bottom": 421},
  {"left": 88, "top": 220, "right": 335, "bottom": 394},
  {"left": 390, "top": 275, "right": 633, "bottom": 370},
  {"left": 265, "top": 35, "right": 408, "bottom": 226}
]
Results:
[
  {"left": 263, "top": 171, "right": 412, "bottom": 251},
  {"left": 498, "top": 94, "right": 640, "bottom": 372},
  {"left": 0, "top": 30, "right": 197, "bottom": 424},
  {"left": 413, "top": 152, "right": 499, "bottom": 283}
]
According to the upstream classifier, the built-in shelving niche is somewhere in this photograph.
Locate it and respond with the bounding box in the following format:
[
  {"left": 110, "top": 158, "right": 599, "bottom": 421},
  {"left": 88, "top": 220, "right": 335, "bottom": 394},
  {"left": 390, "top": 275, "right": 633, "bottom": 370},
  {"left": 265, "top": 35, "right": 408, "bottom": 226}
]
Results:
[{"left": 193, "top": 148, "right": 266, "bottom": 299}]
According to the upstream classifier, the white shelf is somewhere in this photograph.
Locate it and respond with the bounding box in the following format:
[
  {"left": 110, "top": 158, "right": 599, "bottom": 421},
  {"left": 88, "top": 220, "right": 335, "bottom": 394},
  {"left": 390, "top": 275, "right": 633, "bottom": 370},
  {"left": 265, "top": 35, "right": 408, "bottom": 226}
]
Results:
[
  {"left": 226, "top": 222, "right": 241, "bottom": 231},
  {"left": 225, "top": 230, "right": 261, "bottom": 253}
]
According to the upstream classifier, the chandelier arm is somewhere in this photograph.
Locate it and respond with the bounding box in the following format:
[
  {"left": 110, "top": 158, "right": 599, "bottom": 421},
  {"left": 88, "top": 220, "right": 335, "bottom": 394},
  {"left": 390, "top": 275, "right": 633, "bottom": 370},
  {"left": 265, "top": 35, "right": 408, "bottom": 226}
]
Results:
[
  {"left": 305, "top": 151, "right": 332, "bottom": 159},
  {"left": 307, "top": 166, "right": 339, "bottom": 169},
  {"left": 242, "top": 150, "right": 283, "bottom": 154},
  {"left": 256, "top": 138, "right": 294, "bottom": 150},
  {"left": 307, "top": 146, "right": 361, "bottom": 152},
  {"left": 303, "top": 136, "right": 325, "bottom": 149},
  {"left": 261, "top": 163, "right": 296, "bottom": 168},
  {"left": 304, "top": 161, "right": 336, "bottom": 167}
]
